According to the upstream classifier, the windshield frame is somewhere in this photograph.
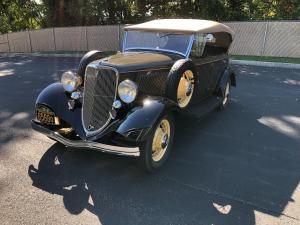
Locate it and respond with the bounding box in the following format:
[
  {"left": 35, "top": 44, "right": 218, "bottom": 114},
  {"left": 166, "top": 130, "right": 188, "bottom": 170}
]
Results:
[{"left": 122, "top": 31, "right": 195, "bottom": 58}]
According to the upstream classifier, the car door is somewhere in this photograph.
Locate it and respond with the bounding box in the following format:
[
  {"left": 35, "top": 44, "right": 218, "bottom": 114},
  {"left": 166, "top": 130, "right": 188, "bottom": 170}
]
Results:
[
  {"left": 209, "top": 55, "right": 228, "bottom": 92},
  {"left": 192, "top": 58, "right": 213, "bottom": 100},
  {"left": 190, "top": 34, "right": 212, "bottom": 103}
]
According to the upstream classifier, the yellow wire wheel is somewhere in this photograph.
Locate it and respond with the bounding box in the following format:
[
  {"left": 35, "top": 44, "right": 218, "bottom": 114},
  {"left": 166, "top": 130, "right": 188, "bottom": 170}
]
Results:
[
  {"left": 139, "top": 114, "right": 174, "bottom": 172},
  {"left": 151, "top": 119, "right": 171, "bottom": 162},
  {"left": 177, "top": 70, "right": 195, "bottom": 108},
  {"left": 222, "top": 81, "right": 230, "bottom": 106},
  {"left": 218, "top": 80, "right": 231, "bottom": 110}
]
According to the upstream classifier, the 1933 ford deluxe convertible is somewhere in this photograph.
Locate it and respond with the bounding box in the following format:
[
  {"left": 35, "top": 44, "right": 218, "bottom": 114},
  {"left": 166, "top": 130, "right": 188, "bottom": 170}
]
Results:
[{"left": 31, "top": 19, "right": 236, "bottom": 172}]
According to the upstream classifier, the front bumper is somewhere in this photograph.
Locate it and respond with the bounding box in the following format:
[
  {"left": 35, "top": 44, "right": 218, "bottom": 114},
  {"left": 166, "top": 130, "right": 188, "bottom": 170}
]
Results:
[{"left": 31, "top": 120, "right": 140, "bottom": 157}]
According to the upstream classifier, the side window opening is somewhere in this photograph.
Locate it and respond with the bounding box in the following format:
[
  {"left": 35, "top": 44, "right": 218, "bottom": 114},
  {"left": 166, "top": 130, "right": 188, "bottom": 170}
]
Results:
[
  {"left": 190, "top": 34, "right": 206, "bottom": 58},
  {"left": 202, "top": 32, "right": 231, "bottom": 57}
]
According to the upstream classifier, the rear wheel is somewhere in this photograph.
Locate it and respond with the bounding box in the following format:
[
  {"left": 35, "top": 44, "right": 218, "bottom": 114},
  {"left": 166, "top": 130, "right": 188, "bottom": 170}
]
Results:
[
  {"left": 139, "top": 114, "right": 175, "bottom": 173},
  {"left": 218, "top": 80, "right": 230, "bottom": 110}
]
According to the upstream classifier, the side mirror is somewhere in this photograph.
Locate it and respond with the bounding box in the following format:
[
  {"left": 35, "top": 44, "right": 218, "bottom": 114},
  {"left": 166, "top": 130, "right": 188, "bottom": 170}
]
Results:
[{"left": 205, "top": 34, "right": 216, "bottom": 43}]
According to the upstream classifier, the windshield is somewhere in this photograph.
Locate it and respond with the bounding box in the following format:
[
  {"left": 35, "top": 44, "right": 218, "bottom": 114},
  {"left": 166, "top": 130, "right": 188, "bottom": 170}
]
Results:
[{"left": 124, "top": 31, "right": 192, "bottom": 56}]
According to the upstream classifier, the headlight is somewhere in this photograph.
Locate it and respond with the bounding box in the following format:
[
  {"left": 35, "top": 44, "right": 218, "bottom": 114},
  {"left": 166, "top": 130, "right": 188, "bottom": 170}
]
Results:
[
  {"left": 61, "top": 71, "right": 82, "bottom": 93},
  {"left": 118, "top": 79, "right": 138, "bottom": 103}
]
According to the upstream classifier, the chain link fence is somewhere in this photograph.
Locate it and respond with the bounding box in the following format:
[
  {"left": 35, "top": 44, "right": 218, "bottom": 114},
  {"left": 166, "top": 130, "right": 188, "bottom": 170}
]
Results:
[
  {"left": 224, "top": 21, "right": 300, "bottom": 58},
  {"left": 0, "top": 25, "right": 123, "bottom": 53},
  {"left": 0, "top": 22, "right": 299, "bottom": 58}
]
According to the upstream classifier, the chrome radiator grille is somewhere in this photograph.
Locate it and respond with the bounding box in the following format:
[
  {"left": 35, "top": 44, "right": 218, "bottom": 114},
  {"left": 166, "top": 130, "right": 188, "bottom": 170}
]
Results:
[{"left": 82, "top": 66, "right": 118, "bottom": 135}]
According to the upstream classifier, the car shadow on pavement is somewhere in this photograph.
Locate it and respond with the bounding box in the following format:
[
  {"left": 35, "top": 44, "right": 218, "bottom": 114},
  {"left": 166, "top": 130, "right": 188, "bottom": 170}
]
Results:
[
  {"left": 27, "top": 97, "right": 300, "bottom": 225},
  {"left": 27, "top": 143, "right": 255, "bottom": 225}
]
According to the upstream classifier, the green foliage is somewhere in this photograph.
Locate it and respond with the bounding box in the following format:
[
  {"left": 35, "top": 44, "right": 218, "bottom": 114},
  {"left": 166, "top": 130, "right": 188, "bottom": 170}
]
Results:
[
  {"left": 41, "top": 0, "right": 300, "bottom": 26},
  {"left": 1, "top": 0, "right": 300, "bottom": 33},
  {"left": 0, "top": 0, "right": 45, "bottom": 34}
]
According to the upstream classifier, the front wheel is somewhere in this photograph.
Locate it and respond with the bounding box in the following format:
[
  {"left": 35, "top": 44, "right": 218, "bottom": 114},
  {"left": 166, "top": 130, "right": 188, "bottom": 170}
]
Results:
[{"left": 138, "top": 114, "right": 175, "bottom": 173}]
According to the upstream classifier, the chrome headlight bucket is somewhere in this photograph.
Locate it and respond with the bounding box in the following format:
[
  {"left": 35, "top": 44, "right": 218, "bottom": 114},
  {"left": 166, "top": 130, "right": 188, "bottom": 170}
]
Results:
[
  {"left": 61, "top": 71, "right": 82, "bottom": 93},
  {"left": 118, "top": 79, "right": 138, "bottom": 103}
]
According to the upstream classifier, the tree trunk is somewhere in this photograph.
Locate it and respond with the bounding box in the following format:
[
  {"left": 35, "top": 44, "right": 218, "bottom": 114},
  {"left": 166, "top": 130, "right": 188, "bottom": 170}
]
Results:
[{"left": 57, "top": 0, "right": 65, "bottom": 26}]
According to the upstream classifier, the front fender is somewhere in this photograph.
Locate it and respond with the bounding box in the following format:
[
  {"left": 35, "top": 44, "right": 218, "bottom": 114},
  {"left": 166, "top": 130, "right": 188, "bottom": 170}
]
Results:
[
  {"left": 36, "top": 84, "right": 176, "bottom": 142},
  {"left": 116, "top": 98, "right": 175, "bottom": 141},
  {"left": 36, "top": 83, "right": 68, "bottom": 113},
  {"left": 35, "top": 83, "right": 86, "bottom": 139}
]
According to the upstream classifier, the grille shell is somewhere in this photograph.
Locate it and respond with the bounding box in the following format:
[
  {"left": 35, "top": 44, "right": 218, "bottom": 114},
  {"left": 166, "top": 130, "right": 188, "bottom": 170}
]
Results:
[{"left": 82, "top": 66, "right": 118, "bottom": 136}]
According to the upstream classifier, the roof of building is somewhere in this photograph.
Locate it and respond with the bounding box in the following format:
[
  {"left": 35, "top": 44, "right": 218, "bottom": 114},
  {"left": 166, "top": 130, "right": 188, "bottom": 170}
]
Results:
[{"left": 124, "top": 19, "right": 234, "bottom": 36}]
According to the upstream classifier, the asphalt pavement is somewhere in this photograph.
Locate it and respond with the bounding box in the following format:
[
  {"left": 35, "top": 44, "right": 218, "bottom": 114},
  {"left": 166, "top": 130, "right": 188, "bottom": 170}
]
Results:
[{"left": 0, "top": 56, "right": 300, "bottom": 225}]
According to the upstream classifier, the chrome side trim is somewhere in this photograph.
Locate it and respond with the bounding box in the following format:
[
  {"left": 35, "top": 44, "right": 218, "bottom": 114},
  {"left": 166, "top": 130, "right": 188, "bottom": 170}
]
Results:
[
  {"left": 31, "top": 120, "right": 140, "bottom": 157},
  {"left": 82, "top": 65, "right": 119, "bottom": 137}
]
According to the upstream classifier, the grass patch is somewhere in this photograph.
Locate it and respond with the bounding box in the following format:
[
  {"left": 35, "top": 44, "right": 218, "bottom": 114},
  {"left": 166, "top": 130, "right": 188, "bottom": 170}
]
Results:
[{"left": 230, "top": 55, "right": 300, "bottom": 64}]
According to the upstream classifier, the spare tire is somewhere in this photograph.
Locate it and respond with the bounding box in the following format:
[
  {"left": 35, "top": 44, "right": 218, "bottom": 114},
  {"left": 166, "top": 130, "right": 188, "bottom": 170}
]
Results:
[
  {"left": 165, "top": 59, "right": 197, "bottom": 108},
  {"left": 77, "top": 50, "right": 107, "bottom": 80}
]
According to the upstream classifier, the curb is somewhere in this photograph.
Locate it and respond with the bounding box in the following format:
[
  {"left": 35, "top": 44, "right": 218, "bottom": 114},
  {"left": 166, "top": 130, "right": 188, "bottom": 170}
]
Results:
[{"left": 230, "top": 59, "right": 300, "bottom": 69}]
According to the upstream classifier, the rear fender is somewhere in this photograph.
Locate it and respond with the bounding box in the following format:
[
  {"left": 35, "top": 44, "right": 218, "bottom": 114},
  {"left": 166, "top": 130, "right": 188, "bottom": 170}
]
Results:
[
  {"left": 217, "top": 68, "right": 236, "bottom": 97},
  {"left": 230, "top": 70, "right": 237, "bottom": 87}
]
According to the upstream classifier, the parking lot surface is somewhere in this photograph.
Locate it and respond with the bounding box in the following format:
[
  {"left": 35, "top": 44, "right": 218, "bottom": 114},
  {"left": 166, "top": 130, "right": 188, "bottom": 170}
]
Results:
[{"left": 0, "top": 56, "right": 300, "bottom": 225}]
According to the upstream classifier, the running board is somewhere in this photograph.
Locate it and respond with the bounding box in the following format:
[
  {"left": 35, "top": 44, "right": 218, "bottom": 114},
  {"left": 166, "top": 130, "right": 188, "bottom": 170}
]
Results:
[{"left": 183, "top": 96, "right": 221, "bottom": 118}]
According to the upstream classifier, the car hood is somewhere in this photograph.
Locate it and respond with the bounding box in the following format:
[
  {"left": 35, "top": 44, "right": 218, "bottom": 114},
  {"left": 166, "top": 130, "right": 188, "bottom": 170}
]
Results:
[{"left": 98, "top": 51, "right": 182, "bottom": 72}]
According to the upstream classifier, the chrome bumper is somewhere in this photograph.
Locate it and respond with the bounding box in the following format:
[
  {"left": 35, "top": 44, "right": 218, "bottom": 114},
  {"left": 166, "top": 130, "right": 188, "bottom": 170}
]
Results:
[{"left": 31, "top": 120, "right": 140, "bottom": 157}]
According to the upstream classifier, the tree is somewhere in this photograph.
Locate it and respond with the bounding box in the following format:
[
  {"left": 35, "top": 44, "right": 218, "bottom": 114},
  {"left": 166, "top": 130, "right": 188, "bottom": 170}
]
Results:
[
  {"left": 0, "top": 0, "right": 45, "bottom": 34},
  {"left": 1, "top": 0, "right": 300, "bottom": 33},
  {"left": 276, "top": 0, "right": 300, "bottom": 20}
]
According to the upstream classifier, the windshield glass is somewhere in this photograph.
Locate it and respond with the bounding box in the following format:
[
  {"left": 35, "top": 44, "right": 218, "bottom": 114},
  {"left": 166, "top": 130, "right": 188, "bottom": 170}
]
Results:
[{"left": 124, "top": 31, "right": 192, "bottom": 56}]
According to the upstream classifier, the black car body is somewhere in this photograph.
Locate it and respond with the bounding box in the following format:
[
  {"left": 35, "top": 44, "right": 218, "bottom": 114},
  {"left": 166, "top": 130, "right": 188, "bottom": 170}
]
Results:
[{"left": 32, "top": 19, "right": 236, "bottom": 172}]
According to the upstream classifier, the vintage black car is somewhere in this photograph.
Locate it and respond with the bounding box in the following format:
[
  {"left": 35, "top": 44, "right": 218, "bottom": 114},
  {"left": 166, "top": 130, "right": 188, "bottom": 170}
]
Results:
[{"left": 32, "top": 19, "right": 236, "bottom": 172}]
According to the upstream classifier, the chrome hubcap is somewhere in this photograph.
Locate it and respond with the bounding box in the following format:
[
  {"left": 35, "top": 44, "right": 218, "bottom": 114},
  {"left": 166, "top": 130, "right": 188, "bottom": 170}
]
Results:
[
  {"left": 177, "top": 70, "right": 194, "bottom": 108},
  {"left": 152, "top": 119, "right": 171, "bottom": 162}
]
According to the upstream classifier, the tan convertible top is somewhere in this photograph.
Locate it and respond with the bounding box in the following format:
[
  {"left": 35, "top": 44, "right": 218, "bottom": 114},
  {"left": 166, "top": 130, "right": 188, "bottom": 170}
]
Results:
[{"left": 125, "top": 19, "right": 234, "bottom": 37}]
